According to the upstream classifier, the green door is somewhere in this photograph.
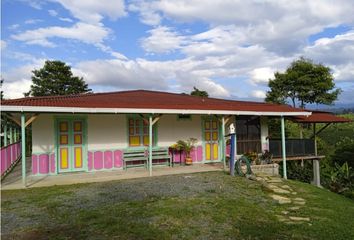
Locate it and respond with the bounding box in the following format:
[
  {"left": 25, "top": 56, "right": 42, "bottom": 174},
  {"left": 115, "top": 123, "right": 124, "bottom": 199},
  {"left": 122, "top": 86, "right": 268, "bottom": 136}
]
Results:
[{"left": 57, "top": 119, "right": 86, "bottom": 173}]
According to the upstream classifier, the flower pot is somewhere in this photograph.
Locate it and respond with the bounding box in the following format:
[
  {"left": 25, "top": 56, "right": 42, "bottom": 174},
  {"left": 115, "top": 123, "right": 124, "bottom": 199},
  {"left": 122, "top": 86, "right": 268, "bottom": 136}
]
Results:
[{"left": 185, "top": 157, "right": 193, "bottom": 165}]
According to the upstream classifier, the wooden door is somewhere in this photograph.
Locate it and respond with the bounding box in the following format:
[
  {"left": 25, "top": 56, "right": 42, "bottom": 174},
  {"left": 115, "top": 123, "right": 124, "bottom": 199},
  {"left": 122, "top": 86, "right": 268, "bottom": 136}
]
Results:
[
  {"left": 58, "top": 119, "right": 85, "bottom": 173},
  {"left": 204, "top": 119, "right": 220, "bottom": 161}
]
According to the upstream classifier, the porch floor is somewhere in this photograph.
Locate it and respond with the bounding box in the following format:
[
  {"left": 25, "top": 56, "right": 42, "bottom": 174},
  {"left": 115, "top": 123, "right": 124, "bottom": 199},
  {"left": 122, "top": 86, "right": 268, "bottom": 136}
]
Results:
[{"left": 1, "top": 157, "right": 223, "bottom": 190}]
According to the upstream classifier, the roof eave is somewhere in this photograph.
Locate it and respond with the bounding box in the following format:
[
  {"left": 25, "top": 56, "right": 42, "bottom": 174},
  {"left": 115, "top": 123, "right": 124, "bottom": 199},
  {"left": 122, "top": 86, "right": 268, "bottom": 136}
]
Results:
[{"left": 1, "top": 105, "right": 312, "bottom": 116}]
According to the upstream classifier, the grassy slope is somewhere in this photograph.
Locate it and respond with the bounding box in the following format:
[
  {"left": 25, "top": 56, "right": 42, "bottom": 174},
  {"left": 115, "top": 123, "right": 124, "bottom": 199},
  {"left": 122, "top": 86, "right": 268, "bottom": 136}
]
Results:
[{"left": 1, "top": 172, "right": 354, "bottom": 240}]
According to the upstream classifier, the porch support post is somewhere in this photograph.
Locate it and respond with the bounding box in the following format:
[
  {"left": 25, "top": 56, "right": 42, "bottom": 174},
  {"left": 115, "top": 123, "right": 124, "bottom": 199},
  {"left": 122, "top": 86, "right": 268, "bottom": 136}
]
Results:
[
  {"left": 221, "top": 116, "right": 226, "bottom": 170},
  {"left": 313, "top": 123, "right": 321, "bottom": 187},
  {"left": 149, "top": 115, "right": 153, "bottom": 177},
  {"left": 9, "top": 125, "right": 13, "bottom": 144},
  {"left": 21, "top": 113, "right": 26, "bottom": 187},
  {"left": 280, "top": 116, "right": 287, "bottom": 179},
  {"left": 4, "top": 122, "right": 8, "bottom": 146}
]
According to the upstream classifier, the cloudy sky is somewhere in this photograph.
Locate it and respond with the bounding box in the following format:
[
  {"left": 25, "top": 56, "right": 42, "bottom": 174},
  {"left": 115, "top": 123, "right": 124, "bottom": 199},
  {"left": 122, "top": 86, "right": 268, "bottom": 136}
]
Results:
[{"left": 1, "top": 0, "right": 354, "bottom": 104}]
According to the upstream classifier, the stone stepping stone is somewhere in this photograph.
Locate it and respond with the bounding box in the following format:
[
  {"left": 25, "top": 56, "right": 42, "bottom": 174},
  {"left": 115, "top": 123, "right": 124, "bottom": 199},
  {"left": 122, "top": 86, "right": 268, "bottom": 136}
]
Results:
[
  {"left": 270, "top": 194, "right": 291, "bottom": 204},
  {"left": 289, "top": 206, "right": 301, "bottom": 210},
  {"left": 265, "top": 184, "right": 291, "bottom": 194},
  {"left": 281, "top": 210, "right": 289, "bottom": 215},
  {"left": 294, "top": 197, "right": 305, "bottom": 201},
  {"left": 280, "top": 185, "right": 293, "bottom": 191},
  {"left": 266, "top": 179, "right": 283, "bottom": 183},
  {"left": 289, "top": 216, "right": 310, "bottom": 222},
  {"left": 294, "top": 201, "right": 306, "bottom": 205}
]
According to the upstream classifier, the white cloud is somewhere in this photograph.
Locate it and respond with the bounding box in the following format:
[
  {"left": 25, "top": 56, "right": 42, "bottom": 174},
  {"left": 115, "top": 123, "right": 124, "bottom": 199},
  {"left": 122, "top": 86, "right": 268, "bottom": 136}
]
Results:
[
  {"left": 8, "top": 24, "right": 20, "bottom": 30},
  {"left": 54, "top": 0, "right": 126, "bottom": 24},
  {"left": 250, "top": 90, "right": 266, "bottom": 99},
  {"left": 249, "top": 67, "right": 275, "bottom": 85},
  {"left": 59, "top": 17, "right": 73, "bottom": 23},
  {"left": 24, "top": 19, "right": 43, "bottom": 24},
  {"left": 1, "top": 40, "right": 7, "bottom": 50},
  {"left": 2, "top": 58, "right": 46, "bottom": 99},
  {"left": 141, "top": 26, "right": 186, "bottom": 53},
  {"left": 134, "top": 0, "right": 354, "bottom": 55},
  {"left": 12, "top": 22, "right": 111, "bottom": 48},
  {"left": 48, "top": 9, "right": 58, "bottom": 17}
]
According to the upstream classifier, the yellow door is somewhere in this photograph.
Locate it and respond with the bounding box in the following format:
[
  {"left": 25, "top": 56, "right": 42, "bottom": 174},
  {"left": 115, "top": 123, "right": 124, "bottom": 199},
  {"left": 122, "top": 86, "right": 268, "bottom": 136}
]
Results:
[{"left": 204, "top": 119, "right": 219, "bottom": 161}]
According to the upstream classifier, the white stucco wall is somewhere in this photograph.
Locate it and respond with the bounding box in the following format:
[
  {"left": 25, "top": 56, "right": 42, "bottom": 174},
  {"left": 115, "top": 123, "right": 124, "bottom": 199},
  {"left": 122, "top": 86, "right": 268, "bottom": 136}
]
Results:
[
  {"left": 87, "top": 114, "right": 126, "bottom": 150},
  {"left": 157, "top": 114, "right": 203, "bottom": 147},
  {"left": 32, "top": 114, "right": 205, "bottom": 153},
  {"left": 32, "top": 114, "right": 55, "bottom": 153}
]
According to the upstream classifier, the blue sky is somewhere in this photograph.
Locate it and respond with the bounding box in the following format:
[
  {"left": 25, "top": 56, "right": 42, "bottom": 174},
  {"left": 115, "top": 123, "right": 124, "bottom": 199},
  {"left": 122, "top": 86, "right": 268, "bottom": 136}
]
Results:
[{"left": 1, "top": 0, "right": 354, "bottom": 106}]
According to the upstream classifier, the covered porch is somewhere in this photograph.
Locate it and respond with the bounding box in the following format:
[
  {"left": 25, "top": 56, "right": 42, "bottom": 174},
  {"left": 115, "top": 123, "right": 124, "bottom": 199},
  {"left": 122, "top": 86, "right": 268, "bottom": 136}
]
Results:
[{"left": 1, "top": 156, "right": 223, "bottom": 190}]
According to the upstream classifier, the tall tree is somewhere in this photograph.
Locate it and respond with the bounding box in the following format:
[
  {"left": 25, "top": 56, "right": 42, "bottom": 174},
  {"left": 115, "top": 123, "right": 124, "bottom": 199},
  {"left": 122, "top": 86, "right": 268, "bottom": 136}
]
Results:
[
  {"left": 0, "top": 78, "right": 4, "bottom": 100},
  {"left": 190, "top": 86, "right": 209, "bottom": 97},
  {"left": 266, "top": 57, "right": 341, "bottom": 108},
  {"left": 25, "top": 60, "right": 91, "bottom": 97}
]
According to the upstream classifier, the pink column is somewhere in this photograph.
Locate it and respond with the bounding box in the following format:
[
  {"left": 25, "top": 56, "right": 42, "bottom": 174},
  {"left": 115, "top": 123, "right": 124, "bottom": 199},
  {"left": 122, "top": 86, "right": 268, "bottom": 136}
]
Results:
[
  {"left": 88, "top": 151, "right": 93, "bottom": 171},
  {"left": 104, "top": 151, "right": 113, "bottom": 169},
  {"left": 32, "top": 155, "right": 38, "bottom": 175},
  {"left": 39, "top": 154, "right": 49, "bottom": 174},
  {"left": 114, "top": 150, "right": 122, "bottom": 168},
  {"left": 94, "top": 151, "right": 103, "bottom": 170}
]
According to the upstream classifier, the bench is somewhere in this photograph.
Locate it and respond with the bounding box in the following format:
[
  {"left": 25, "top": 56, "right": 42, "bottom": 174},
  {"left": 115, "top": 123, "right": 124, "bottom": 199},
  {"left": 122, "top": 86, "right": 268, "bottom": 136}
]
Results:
[
  {"left": 123, "top": 149, "right": 148, "bottom": 170},
  {"left": 151, "top": 148, "right": 171, "bottom": 167},
  {"left": 123, "top": 147, "right": 172, "bottom": 170}
]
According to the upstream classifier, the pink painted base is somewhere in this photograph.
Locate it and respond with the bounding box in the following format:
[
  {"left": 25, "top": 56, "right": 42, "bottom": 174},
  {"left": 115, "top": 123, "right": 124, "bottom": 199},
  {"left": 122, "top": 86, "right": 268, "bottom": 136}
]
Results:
[
  {"left": 89, "top": 150, "right": 123, "bottom": 171},
  {"left": 32, "top": 152, "right": 55, "bottom": 175}
]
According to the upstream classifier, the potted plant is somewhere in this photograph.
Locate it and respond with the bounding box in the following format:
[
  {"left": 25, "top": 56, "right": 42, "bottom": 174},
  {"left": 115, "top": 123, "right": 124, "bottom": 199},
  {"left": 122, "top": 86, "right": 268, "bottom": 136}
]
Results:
[{"left": 177, "top": 138, "right": 197, "bottom": 165}]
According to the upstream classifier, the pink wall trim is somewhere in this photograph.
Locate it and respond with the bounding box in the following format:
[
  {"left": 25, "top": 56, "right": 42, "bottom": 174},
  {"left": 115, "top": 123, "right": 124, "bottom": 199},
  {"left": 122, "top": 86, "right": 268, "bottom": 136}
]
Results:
[
  {"left": 32, "top": 155, "right": 38, "bottom": 175},
  {"left": 1, "top": 148, "right": 6, "bottom": 175},
  {"left": 88, "top": 151, "right": 93, "bottom": 171},
  {"left": 104, "top": 151, "right": 113, "bottom": 169},
  {"left": 114, "top": 150, "right": 123, "bottom": 168},
  {"left": 93, "top": 151, "right": 103, "bottom": 170},
  {"left": 39, "top": 154, "right": 49, "bottom": 174},
  {"left": 1, "top": 142, "right": 21, "bottom": 176},
  {"left": 50, "top": 153, "right": 56, "bottom": 173},
  {"left": 88, "top": 150, "right": 123, "bottom": 171},
  {"left": 31, "top": 152, "right": 55, "bottom": 175}
]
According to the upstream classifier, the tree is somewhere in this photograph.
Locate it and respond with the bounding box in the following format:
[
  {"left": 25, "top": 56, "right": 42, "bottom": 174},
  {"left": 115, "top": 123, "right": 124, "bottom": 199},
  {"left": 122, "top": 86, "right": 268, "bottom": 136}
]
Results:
[
  {"left": 25, "top": 60, "right": 91, "bottom": 97},
  {"left": 266, "top": 57, "right": 341, "bottom": 108},
  {"left": 0, "top": 78, "right": 4, "bottom": 100},
  {"left": 190, "top": 86, "right": 209, "bottom": 97}
]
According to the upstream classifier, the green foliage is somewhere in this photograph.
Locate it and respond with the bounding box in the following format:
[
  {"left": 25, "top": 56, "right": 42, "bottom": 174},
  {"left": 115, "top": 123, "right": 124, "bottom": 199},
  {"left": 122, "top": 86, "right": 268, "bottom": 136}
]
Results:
[
  {"left": 331, "top": 137, "right": 354, "bottom": 168},
  {"left": 176, "top": 138, "right": 197, "bottom": 157},
  {"left": 190, "top": 86, "right": 209, "bottom": 97},
  {"left": 25, "top": 60, "right": 91, "bottom": 97},
  {"left": 322, "top": 162, "right": 354, "bottom": 198},
  {"left": 266, "top": 57, "right": 341, "bottom": 108}
]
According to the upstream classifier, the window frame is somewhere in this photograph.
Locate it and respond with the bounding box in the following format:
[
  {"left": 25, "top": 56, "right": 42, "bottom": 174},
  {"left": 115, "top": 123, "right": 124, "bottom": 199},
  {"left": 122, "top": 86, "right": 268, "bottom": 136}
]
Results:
[{"left": 127, "top": 115, "right": 157, "bottom": 148}]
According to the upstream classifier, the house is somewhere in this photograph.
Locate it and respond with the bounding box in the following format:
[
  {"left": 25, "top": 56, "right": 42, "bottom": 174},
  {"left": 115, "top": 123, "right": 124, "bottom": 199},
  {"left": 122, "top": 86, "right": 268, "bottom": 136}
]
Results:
[{"left": 1, "top": 90, "right": 349, "bottom": 188}]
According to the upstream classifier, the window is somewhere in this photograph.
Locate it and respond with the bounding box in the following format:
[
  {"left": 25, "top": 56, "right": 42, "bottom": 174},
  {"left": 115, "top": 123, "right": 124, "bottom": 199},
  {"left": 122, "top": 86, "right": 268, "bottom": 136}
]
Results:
[
  {"left": 177, "top": 114, "right": 191, "bottom": 121},
  {"left": 128, "top": 116, "right": 156, "bottom": 147}
]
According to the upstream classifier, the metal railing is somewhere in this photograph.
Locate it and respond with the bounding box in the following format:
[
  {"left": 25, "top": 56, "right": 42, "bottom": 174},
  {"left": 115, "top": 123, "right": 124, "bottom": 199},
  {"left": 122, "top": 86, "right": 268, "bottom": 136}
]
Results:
[{"left": 269, "top": 139, "right": 315, "bottom": 158}]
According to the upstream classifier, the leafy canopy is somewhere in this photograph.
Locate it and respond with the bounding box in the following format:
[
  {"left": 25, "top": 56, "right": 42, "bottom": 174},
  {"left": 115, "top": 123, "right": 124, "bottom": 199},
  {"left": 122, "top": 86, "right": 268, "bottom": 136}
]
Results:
[
  {"left": 190, "top": 86, "right": 209, "bottom": 97},
  {"left": 25, "top": 60, "right": 91, "bottom": 97},
  {"left": 266, "top": 57, "right": 341, "bottom": 108}
]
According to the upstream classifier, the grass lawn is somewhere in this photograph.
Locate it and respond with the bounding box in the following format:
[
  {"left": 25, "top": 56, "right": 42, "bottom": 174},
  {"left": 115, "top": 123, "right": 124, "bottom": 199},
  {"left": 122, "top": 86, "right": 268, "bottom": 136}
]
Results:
[{"left": 1, "top": 171, "right": 354, "bottom": 239}]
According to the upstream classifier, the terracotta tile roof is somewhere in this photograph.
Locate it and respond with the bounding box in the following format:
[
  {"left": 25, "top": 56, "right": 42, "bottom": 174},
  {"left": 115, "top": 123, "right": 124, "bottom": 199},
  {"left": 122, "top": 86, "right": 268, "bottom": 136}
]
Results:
[
  {"left": 292, "top": 110, "right": 351, "bottom": 123},
  {"left": 1, "top": 90, "right": 306, "bottom": 113}
]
